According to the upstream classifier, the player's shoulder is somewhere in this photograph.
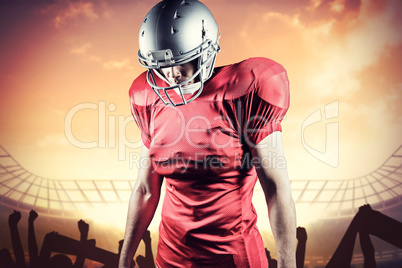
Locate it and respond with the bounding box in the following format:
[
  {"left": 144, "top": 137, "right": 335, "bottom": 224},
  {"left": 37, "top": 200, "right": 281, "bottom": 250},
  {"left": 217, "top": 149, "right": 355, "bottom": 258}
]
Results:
[
  {"left": 216, "top": 57, "right": 289, "bottom": 102},
  {"left": 235, "top": 57, "right": 286, "bottom": 75},
  {"left": 128, "top": 71, "right": 158, "bottom": 107},
  {"left": 245, "top": 57, "right": 289, "bottom": 108}
]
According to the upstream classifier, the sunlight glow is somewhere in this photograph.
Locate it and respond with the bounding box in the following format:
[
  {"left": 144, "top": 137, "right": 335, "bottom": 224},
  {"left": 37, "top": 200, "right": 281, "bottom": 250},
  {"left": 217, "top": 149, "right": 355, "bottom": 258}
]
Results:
[
  {"left": 86, "top": 203, "right": 129, "bottom": 230},
  {"left": 295, "top": 204, "right": 327, "bottom": 226}
]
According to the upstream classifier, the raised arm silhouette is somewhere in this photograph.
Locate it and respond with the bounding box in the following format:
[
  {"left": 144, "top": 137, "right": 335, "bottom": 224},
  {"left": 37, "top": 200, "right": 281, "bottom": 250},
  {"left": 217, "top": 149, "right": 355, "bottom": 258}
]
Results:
[
  {"left": 296, "top": 227, "right": 307, "bottom": 268},
  {"left": 28, "top": 209, "right": 39, "bottom": 268},
  {"left": 8, "top": 210, "right": 26, "bottom": 268}
]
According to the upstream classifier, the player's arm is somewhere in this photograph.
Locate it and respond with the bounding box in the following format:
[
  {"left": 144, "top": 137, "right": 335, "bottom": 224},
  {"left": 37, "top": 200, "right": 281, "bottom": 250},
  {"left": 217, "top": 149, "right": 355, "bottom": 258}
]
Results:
[
  {"left": 119, "top": 145, "right": 163, "bottom": 268},
  {"left": 251, "top": 131, "right": 297, "bottom": 268}
]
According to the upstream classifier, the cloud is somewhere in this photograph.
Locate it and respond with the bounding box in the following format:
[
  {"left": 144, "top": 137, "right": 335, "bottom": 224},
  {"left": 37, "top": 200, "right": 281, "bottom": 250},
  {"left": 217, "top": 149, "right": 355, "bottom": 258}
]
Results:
[
  {"left": 103, "top": 59, "right": 133, "bottom": 70},
  {"left": 69, "top": 43, "right": 132, "bottom": 71},
  {"left": 53, "top": 1, "right": 98, "bottom": 28},
  {"left": 208, "top": 0, "right": 361, "bottom": 26},
  {"left": 37, "top": 134, "right": 70, "bottom": 147},
  {"left": 307, "top": 0, "right": 402, "bottom": 98},
  {"left": 69, "top": 42, "right": 103, "bottom": 63},
  {"left": 220, "top": 0, "right": 401, "bottom": 163},
  {"left": 70, "top": 43, "right": 92, "bottom": 55}
]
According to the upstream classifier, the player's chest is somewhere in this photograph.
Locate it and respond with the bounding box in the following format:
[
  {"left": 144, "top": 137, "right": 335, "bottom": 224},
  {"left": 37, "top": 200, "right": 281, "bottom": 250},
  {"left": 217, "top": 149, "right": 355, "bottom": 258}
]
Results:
[{"left": 148, "top": 101, "right": 242, "bottom": 159}]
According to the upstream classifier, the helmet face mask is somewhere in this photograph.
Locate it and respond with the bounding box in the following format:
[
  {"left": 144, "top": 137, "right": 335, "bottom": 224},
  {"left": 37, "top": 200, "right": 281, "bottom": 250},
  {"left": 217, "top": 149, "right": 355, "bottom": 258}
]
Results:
[{"left": 138, "top": 0, "right": 220, "bottom": 106}]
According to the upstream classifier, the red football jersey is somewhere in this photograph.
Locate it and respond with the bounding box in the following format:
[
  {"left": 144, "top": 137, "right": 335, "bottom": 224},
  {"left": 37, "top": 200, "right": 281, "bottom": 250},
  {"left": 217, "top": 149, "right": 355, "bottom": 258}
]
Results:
[{"left": 129, "top": 57, "right": 290, "bottom": 267}]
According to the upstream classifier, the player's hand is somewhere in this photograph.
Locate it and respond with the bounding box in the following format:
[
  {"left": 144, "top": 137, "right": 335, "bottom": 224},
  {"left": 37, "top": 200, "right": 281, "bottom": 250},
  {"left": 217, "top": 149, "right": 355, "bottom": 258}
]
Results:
[{"left": 9, "top": 210, "right": 21, "bottom": 226}]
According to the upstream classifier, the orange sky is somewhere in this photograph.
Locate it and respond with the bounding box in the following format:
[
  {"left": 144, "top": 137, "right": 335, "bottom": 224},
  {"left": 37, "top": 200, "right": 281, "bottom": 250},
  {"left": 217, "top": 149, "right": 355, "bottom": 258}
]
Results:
[
  {"left": 0, "top": 0, "right": 401, "bottom": 257},
  {"left": 0, "top": 0, "right": 401, "bottom": 184}
]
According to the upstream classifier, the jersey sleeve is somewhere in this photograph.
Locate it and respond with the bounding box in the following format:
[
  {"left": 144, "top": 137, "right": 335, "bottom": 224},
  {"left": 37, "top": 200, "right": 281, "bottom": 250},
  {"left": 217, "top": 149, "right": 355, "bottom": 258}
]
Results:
[
  {"left": 238, "top": 61, "right": 290, "bottom": 148},
  {"left": 129, "top": 73, "right": 152, "bottom": 149}
]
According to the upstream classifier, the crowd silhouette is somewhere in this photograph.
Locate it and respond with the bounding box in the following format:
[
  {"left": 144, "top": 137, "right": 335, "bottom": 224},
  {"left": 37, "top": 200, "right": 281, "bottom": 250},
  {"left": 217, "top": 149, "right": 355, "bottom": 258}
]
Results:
[
  {"left": 326, "top": 204, "right": 402, "bottom": 268},
  {"left": 264, "top": 204, "right": 401, "bottom": 268},
  {"left": 1, "top": 203, "right": 401, "bottom": 268},
  {"left": 1, "top": 209, "right": 135, "bottom": 268}
]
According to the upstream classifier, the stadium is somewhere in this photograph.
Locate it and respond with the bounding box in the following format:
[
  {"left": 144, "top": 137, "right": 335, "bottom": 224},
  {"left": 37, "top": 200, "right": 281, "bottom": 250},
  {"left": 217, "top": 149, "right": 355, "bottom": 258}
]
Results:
[{"left": 1, "top": 144, "right": 401, "bottom": 267}]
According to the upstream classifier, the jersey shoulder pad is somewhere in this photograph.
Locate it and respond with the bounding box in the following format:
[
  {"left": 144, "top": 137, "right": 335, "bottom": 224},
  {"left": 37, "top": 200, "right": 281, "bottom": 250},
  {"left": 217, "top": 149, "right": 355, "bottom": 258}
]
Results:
[{"left": 221, "top": 57, "right": 289, "bottom": 108}]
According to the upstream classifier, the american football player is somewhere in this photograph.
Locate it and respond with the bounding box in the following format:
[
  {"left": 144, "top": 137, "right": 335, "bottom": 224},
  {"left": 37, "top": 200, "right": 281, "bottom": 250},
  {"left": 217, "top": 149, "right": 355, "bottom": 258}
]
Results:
[{"left": 119, "top": 0, "right": 297, "bottom": 267}]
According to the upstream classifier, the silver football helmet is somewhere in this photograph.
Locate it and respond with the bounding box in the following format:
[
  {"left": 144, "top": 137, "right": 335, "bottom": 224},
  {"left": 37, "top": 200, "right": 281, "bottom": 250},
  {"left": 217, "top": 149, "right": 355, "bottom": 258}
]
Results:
[{"left": 138, "top": 0, "right": 221, "bottom": 106}]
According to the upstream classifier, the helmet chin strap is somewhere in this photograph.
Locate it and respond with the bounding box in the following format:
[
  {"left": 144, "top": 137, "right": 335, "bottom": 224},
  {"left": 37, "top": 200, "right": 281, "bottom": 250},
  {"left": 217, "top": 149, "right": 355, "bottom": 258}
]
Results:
[{"left": 180, "top": 82, "right": 201, "bottom": 95}]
